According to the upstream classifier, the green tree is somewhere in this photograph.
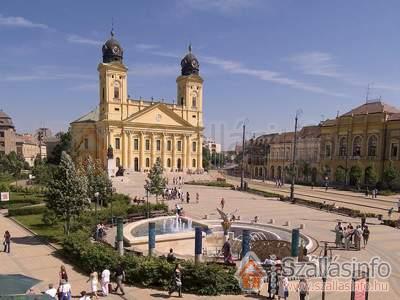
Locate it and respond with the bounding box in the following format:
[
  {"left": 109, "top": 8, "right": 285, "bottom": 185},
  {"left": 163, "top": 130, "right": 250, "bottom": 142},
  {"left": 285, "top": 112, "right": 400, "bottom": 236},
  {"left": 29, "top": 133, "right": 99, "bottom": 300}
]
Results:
[
  {"left": 48, "top": 131, "right": 72, "bottom": 165},
  {"left": 300, "top": 161, "right": 311, "bottom": 182},
  {"left": 335, "top": 166, "right": 346, "bottom": 184},
  {"left": 383, "top": 162, "right": 398, "bottom": 186},
  {"left": 144, "top": 161, "right": 167, "bottom": 202},
  {"left": 202, "top": 146, "right": 211, "bottom": 170},
  {"left": 364, "top": 166, "right": 378, "bottom": 187},
  {"left": 78, "top": 156, "right": 113, "bottom": 207},
  {"left": 349, "top": 165, "right": 362, "bottom": 187},
  {"left": 45, "top": 152, "right": 88, "bottom": 235}
]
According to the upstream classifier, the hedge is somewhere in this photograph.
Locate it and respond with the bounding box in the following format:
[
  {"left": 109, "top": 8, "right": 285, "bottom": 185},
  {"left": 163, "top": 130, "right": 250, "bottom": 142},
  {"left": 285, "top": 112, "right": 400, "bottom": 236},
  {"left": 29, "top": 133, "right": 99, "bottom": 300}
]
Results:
[
  {"left": 8, "top": 204, "right": 47, "bottom": 216},
  {"left": 62, "top": 231, "right": 241, "bottom": 296},
  {"left": 0, "top": 198, "right": 42, "bottom": 209},
  {"left": 185, "top": 180, "right": 235, "bottom": 188},
  {"left": 246, "top": 187, "right": 280, "bottom": 198}
]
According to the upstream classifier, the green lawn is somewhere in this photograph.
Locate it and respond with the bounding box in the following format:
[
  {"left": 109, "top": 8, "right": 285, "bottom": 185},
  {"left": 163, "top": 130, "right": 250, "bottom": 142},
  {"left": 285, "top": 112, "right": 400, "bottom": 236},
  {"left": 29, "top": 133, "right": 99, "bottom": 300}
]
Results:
[
  {"left": 10, "top": 192, "right": 45, "bottom": 201},
  {"left": 13, "top": 214, "right": 64, "bottom": 243}
]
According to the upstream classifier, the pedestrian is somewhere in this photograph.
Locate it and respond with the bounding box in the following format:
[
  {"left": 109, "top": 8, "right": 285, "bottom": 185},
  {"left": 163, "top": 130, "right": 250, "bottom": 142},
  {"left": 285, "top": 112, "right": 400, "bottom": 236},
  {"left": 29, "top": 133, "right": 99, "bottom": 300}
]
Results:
[
  {"left": 354, "top": 225, "right": 362, "bottom": 251},
  {"left": 196, "top": 192, "right": 199, "bottom": 204},
  {"left": 297, "top": 278, "right": 309, "bottom": 300},
  {"left": 365, "top": 187, "right": 369, "bottom": 197},
  {"left": 388, "top": 207, "right": 394, "bottom": 219},
  {"left": 88, "top": 271, "right": 99, "bottom": 299},
  {"left": 114, "top": 264, "right": 125, "bottom": 296},
  {"left": 167, "top": 248, "right": 176, "bottom": 263},
  {"left": 362, "top": 225, "right": 370, "bottom": 247},
  {"left": 3, "top": 230, "right": 10, "bottom": 253},
  {"left": 186, "top": 192, "right": 190, "bottom": 204},
  {"left": 222, "top": 238, "right": 233, "bottom": 264},
  {"left": 168, "top": 263, "right": 182, "bottom": 297},
  {"left": 58, "top": 279, "right": 72, "bottom": 300},
  {"left": 278, "top": 273, "right": 289, "bottom": 300},
  {"left": 101, "top": 267, "right": 111, "bottom": 296},
  {"left": 44, "top": 283, "right": 57, "bottom": 299},
  {"left": 334, "top": 222, "right": 343, "bottom": 248},
  {"left": 220, "top": 197, "right": 225, "bottom": 210}
]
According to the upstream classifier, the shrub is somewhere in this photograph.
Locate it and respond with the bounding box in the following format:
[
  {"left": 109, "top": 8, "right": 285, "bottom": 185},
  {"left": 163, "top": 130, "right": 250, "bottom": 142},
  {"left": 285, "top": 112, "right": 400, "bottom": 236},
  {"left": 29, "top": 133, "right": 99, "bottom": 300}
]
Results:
[
  {"left": 0, "top": 182, "right": 10, "bottom": 192},
  {"left": 247, "top": 188, "right": 280, "bottom": 198},
  {"left": 185, "top": 181, "right": 234, "bottom": 188},
  {"left": 8, "top": 205, "right": 47, "bottom": 216},
  {"left": 42, "top": 209, "right": 58, "bottom": 226}
]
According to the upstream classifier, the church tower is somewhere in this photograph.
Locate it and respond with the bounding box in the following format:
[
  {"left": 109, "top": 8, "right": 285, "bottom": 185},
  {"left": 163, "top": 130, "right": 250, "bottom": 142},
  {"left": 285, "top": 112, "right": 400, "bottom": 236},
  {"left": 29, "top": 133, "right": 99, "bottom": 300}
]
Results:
[
  {"left": 98, "top": 30, "right": 128, "bottom": 121},
  {"left": 176, "top": 45, "right": 204, "bottom": 127}
]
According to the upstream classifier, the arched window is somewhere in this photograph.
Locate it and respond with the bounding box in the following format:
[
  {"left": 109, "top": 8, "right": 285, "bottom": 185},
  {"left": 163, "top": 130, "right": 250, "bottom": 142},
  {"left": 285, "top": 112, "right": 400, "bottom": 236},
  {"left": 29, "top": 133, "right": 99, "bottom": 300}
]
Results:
[
  {"left": 177, "top": 158, "right": 182, "bottom": 170},
  {"left": 325, "top": 143, "right": 332, "bottom": 158},
  {"left": 339, "top": 137, "right": 347, "bottom": 157},
  {"left": 167, "top": 158, "right": 171, "bottom": 168},
  {"left": 116, "top": 157, "right": 121, "bottom": 167},
  {"left": 192, "top": 159, "right": 196, "bottom": 168},
  {"left": 353, "top": 136, "right": 362, "bottom": 157},
  {"left": 114, "top": 81, "right": 120, "bottom": 100},
  {"left": 145, "top": 158, "right": 150, "bottom": 168},
  {"left": 192, "top": 141, "right": 196, "bottom": 152},
  {"left": 368, "top": 135, "right": 377, "bottom": 157},
  {"left": 134, "top": 157, "right": 139, "bottom": 172},
  {"left": 192, "top": 96, "right": 197, "bottom": 108}
]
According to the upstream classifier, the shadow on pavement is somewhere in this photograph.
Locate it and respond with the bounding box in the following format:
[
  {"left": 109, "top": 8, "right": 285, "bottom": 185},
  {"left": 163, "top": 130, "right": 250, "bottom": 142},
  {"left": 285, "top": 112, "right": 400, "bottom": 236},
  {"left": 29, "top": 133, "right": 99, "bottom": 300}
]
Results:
[{"left": 11, "top": 236, "right": 43, "bottom": 245}]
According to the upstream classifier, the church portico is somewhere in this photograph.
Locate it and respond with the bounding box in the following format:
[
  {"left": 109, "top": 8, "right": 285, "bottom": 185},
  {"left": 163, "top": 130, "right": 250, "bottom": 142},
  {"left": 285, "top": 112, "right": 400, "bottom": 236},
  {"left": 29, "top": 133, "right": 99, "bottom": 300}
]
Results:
[{"left": 71, "top": 31, "right": 204, "bottom": 174}]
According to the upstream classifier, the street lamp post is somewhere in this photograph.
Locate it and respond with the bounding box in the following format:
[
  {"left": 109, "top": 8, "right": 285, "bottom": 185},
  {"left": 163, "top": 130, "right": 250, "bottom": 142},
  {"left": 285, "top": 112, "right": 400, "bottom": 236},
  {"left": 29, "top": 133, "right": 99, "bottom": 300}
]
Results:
[
  {"left": 94, "top": 192, "right": 99, "bottom": 224},
  {"left": 290, "top": 113, "right": 299, "bottom": 203},
  {"left": 111, "top": 187, "right": 116, "bottom": 225},
  {"left": 263, "top": 144, "right": 270, "bottom": 182},
  {"left": 146, "top": 188, "right": 150, "bottom": 219},
  {"left": 240, "top": 124, "right": 246, "bottom": 190}
]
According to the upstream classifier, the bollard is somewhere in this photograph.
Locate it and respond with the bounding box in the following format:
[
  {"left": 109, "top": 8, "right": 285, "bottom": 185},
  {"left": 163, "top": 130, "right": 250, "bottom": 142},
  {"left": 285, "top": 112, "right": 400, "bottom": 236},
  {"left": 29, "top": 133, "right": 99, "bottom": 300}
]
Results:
[
  {"left": 195, "top": 227, "right": 202, "bottom": 264},
  {"left": 242, "top": 229, "right": 250, "bottom": 258},
  {"left": 300, "top": 224, "right": 305, "bottom": 230},
  {"left": 269, "top": 219, "right": 275, "bottom": 224},
  {"left": 284, "top": 221, "right": 290, "bottom": 226},
  {"left": 148, "top": 222, "right": 156, "bottom": 256},
  {"left": 291, "top": 228, "right": 300, "bottom": 258},
  {"left": 116, "top": 217, "right": 124, "bottom": 256}
]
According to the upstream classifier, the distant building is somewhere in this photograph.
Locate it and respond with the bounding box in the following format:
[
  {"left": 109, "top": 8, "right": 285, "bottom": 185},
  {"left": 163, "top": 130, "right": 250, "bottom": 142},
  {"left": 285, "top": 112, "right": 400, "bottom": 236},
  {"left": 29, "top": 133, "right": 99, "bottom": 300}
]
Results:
[
  {"left": 203, "top": 139, "right": 221, "bottom": 154},
  {"left": 16, "top": 134, "right": 47, "bottom": 166},
  {"left": 0, "top": 111, "right": 17, "bottom": 155}
]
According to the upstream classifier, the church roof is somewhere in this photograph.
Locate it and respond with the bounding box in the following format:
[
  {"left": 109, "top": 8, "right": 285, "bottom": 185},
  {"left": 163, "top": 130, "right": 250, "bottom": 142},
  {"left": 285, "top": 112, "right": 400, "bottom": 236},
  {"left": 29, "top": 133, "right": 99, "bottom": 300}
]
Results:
[
  {"left": 72, "top": 106, "right": 99, "bottom": 123},
  {"left": 341, "top": 100, "right": 400, "bottom": 116}
]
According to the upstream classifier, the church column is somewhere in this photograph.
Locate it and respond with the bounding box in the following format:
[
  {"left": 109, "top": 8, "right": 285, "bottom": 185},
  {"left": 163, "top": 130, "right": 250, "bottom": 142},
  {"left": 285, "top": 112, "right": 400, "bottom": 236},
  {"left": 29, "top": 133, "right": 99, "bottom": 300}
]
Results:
[
  {"left": 151, "top": 133, "right": 156, "bottom": 167},
  {"left": 127, "top": 131, "right": 132, "bottom": 169},
  {"left": 197, "top": 132, "right": 202, "bottom": 170},
  {"left": 186, "top": 135, "right": 191, "bottom": 170},
  {"left": 162, "top": 133, "right": 167, "bottom": 169},
  {"left": 140, "top": 131, "right": 145, "bottom": 172},
  {"left": 182, "top": 134, "right": 187, "bottom": 170},
  {"left": 172, "top": 134, "right": 176, "bottom": 171},
  {"left": 122, "top": 129, "right": 128, "bottom": 168}
]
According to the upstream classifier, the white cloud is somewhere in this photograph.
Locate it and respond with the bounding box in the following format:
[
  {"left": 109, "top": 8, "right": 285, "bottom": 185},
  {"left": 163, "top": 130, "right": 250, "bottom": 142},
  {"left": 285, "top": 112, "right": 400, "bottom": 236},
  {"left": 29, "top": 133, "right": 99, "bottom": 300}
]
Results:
[
  {"left": 0, "top": 14, "right": 49, "bottom": 29},
  {"left": 203, "top": 55, "right": 347, "bottom": 97},
  {"left": 135, "top": 43, "right": 159, "bottom": 51},
  {"left": 69, "top": 83, "right": 98, "bottom": 91},
  {"left": 66, "top": 34, "right": 102, "bottom": 46},
  {"left": 178, "top": 0, "right": 257, "bottom": 14},
  {"left": 129, "top": 64, "right": 178, "bottom": 77},
  {"left": 287, "top": 51, "right": 340, "bottom": 78}
]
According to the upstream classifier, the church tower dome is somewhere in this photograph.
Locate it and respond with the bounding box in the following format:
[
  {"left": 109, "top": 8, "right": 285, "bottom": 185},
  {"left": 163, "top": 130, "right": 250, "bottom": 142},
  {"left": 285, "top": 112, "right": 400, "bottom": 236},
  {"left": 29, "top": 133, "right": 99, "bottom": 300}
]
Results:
[
  {"left": 180, "top": 44, "right": 200, "bottom": 76},
  {"left": 102, "top": 30, "right": 123, "bottom": 63}
]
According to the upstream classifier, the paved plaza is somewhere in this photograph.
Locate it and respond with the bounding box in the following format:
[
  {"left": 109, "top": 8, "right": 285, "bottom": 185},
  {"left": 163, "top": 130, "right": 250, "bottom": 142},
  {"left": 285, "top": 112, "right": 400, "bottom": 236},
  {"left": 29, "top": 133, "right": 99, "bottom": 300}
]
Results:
[{"left": 0, "top": 172, "right": 399, "bottom": 299}]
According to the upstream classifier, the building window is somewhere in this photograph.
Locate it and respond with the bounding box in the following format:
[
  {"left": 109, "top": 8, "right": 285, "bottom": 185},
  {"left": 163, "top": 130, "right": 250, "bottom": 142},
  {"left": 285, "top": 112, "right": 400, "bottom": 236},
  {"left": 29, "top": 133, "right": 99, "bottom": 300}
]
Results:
[
  {"left": 146, "top": 158, "right": 150, "bottom": 168},
  {"left": 339, "top": 137, "right": 347, "bottom": 157},
  {"left": 177, "top": 140, "right": 182, "bottom": 151},
  {"left": 0, "top": 131, "right": 4, "bottom": 138},
  {"left": 102, "top": 88, "right": 105, "bottom": 101},
  {"left": 192, "top": 141, "right": 196, "bottom": 152},
  {"left": 116, "top": 157, "right": 120, "bottom": 167},
  {"left": 192, "top": 159, "right": 196, "bottom": 168},
  {"left": 353, "top": 136, "right": 362, "bottom": 157},
  {"left": 180, "top": 97, "right": 184, "bottom": 105},
  {"left": 167, "top": 140, "right": 172, "bottom": 151},
  {"left": 368, "top": 135, "right": 377, "bottom": 157},
  {"left": 192, "top": 96, "right": 196, "bottom": 108},
  {"left": 134, "top": 138, "right": 139, "bottom": 150},
  {"left": 84, "top": 138, "right": 89, "bottom": 150},
  {"left": 391, "top": 143, "right": 398, "bottom": 159},
  {"left": 115, "top": 138, "right": 120, "bottom": 150},
  {"left": 114, "top": 81, "right": 120, "bottom": 99},
  {"left": 325, "top": 144, "right": 331, "bottom": 158},
  {"left": 167, "top": 158, "right": 171, "bottom": 168},
  {"left": 156, "top": 139, "right": 161, "bottom": 151},
  {"left": 145, "top": 139, "right": 150, "bottom": 151}
]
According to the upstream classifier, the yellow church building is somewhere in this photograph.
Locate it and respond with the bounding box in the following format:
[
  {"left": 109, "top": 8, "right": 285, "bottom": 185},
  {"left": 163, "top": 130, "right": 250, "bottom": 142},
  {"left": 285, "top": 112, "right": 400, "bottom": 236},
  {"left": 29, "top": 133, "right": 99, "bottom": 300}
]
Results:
[{"left": 70, "top": 31, "right": 204, "bottom": 173}]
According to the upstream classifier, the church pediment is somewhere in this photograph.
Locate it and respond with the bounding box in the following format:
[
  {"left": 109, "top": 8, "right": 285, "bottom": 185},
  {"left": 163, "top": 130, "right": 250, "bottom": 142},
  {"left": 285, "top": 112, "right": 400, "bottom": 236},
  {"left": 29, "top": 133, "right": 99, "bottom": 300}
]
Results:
[{"left": 123, "top": 103, "right": 194, "bottom": 128}]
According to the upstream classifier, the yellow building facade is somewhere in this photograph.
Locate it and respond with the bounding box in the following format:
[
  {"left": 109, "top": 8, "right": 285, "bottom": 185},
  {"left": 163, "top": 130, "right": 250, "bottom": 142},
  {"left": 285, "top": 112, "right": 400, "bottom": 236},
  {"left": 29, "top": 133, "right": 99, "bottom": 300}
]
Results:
[{"left": 71, "top": 33, "right": 204, "bottom": 173}]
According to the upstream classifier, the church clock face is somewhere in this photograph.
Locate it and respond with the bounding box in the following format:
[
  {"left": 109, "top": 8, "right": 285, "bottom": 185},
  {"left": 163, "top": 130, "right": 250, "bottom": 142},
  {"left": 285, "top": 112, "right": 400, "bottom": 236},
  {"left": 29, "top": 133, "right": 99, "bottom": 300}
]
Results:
[
  {"left": 112, "top": 46, "right": 119, "bottom": 54},
  {"left": 191, "top": 60, "right": 198, "bottom": 68}
]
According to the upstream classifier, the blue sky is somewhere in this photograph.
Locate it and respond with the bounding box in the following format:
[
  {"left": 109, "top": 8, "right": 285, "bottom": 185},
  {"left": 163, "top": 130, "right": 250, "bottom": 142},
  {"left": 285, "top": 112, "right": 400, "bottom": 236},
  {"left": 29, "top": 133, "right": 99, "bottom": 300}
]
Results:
[{"left": 2, "top": 0, "right": 400, "bottom": 149}]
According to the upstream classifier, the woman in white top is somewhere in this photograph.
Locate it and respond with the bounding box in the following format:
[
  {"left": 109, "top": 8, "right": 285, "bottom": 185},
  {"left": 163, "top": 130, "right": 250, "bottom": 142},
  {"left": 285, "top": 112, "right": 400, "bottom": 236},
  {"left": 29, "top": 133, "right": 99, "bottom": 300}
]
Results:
[
  {"left": 278, "top": 274, "right": 289, "bottom": 300},
  {"left": 87, "top": 271, "right": 99, "bottom": 299}
]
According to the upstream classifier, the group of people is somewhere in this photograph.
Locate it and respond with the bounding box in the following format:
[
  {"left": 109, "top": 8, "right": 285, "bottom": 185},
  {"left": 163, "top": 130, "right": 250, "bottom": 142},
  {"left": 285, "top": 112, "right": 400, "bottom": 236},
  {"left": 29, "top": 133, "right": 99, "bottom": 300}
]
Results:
[
  {"left": 334, "top": 221, "right": 370, "bottom": 250},
  {"left": 42, "top": 264, "right": 126, "bottom": 299},
  {"left": 365, "top": 187, "right": 378, "bottom": 198},
  {"left": 95, "top": 223, "right": 106, "bottom": 241},
  {"left": 274, "top": 178, "right": 284, "bottom": 188}
]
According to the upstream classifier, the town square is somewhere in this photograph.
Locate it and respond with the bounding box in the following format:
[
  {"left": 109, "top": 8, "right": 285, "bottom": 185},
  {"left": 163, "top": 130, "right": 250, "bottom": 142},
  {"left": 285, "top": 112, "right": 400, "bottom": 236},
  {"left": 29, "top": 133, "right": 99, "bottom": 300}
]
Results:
[{"left": 1, "top": 1, "right": 400, "bottom": 300}]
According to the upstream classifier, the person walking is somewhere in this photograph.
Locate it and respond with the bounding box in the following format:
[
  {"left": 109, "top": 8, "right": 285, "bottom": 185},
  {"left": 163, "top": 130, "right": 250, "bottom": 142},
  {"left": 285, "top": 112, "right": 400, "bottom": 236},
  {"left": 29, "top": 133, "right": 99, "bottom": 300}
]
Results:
[
  {"left": 186, "top": 192, "right": 190, "bottom": 204},
  {"left": 58, "top": 279, "right": 72, "bottom": 300},
  {"left": 334, "top": 222, "right": 343, "bottom": 248},
  {"left": 168, "top": 263, "right": 182, "bottom": 297},
  {"left": 3, "top": 230, "right": 10, "bottom": 253},
  {"left": 88, "top": 271, "right": 99, "bottom": 299},
  {"left": 362, "top": 225, "right": 370, "bottom": 247},
  {"left": 101, "top": 267, "right": 111, "bottom": 296},
  {"left": 196, "top": 192, "right": 199, "bottom": 204},
  {"left": 354, "top": 225, "right": 362, "bottom": 251},
  {"left": 167, "top": 248, "right": 176, "bottom": 263},
  {"left": 297, "top": 278, "right": 309, "bottom": 300},
  {"left": 114, "top": 264, "right": 125, "bottom": 296},
  {"left": 278, "top": 274, "right": 289, "bottom": 300},
  {"left": 220, "top": 197, "right": 225, "bottom": 210}
]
